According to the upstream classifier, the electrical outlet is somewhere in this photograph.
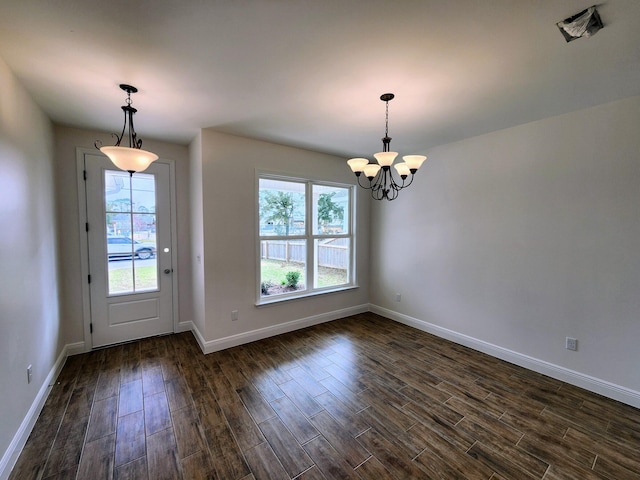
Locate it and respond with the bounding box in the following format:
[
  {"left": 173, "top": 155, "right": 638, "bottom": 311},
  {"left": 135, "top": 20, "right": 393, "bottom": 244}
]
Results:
[
  {"left": 395, "top": 293, "right": 401, "bottom": 302},
  {"left": 27, "top": 365, "right": 32, "bottom": 384},
  {"left": 231, "top": 310, "right": 238, "bottom": 321},
  {"left": 566, "top": 337, "right": 578, "bottom": 351}
]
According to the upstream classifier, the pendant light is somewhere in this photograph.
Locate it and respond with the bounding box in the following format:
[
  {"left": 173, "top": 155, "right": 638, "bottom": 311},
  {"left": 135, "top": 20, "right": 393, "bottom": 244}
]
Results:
[{"left": 95, "top": 84, "right": 158, "bottom": 176}]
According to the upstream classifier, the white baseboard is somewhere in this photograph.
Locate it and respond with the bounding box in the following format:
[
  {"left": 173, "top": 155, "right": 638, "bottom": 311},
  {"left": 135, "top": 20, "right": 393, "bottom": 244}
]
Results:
[
  {"left": 189, "top": 321, "right": 207, "bottom": 353},
  {"left": 370, "top": 304, "right": 640, "bottom": 409},
  {"left": 0, "top": 343, "right": 76, "bottom": 480},
  {"left": 190, "top": 304, "right": 369, "bottom": 354},
  {"left": 175, "top": 321, "right": 194, "bottom": 334},
  {"left": 66, "top": 341, "right": 87, "bottom": 356}
]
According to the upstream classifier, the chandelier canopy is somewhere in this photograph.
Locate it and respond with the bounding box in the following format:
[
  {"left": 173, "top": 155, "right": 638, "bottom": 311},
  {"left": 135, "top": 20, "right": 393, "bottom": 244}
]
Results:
[
  {"left": 347, "top": 93, "right": 426, "bottom": 201},
  {"left": 95, "top": 84, "right": 158, "bottom": 176}
]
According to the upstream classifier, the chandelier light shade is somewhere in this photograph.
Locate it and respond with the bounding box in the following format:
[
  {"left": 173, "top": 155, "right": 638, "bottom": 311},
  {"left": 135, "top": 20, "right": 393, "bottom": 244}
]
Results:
[
  {"left": 347, "top": 93, "right": 426, "bottom": 201},
  {"left": 95, "top": 84, "right": 158, "bottom": 176}
]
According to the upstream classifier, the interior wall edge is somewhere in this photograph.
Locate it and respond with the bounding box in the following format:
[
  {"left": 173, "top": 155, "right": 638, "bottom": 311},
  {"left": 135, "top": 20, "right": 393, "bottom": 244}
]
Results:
[{"left": 370, "top": 303, "right": 640, "bottom": 409}]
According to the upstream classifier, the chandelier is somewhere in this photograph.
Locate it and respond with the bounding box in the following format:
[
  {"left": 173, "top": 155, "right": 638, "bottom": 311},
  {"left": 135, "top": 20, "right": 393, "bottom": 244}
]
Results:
[
  {"left": 347, "top": 93, "right": 426, "bottom": 201},
  {"left": 95, "top": 84, "right": 158, "bottom": 176}
]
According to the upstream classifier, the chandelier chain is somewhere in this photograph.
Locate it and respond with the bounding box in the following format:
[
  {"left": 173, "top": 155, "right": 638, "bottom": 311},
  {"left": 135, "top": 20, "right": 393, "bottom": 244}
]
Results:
[{"left": 385, "top": 100, "right": 389, "bottom": 139}]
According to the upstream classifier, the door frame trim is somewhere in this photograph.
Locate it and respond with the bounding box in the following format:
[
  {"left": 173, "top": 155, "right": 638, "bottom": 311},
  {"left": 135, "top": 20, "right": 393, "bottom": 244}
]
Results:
[{"left": 76, "top": 147, "right": 180, "bottom": 351}]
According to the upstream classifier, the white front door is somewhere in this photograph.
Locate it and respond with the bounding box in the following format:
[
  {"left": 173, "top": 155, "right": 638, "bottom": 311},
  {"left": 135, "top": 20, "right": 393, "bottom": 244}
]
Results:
[{"left": 83, "top": 153, "right": 174, "bottom": 347}]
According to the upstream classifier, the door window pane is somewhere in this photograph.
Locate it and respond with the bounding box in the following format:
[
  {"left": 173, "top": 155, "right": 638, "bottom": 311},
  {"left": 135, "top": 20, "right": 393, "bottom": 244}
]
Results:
[
  {"left": 108, "top": 262, "right": 134, "bottom": 294},
  {"left": 105, "top": 170, "right": 158, "bottom": 295},
  {"left": 134, "top": 261, "right": 158, "bottom": 292}
]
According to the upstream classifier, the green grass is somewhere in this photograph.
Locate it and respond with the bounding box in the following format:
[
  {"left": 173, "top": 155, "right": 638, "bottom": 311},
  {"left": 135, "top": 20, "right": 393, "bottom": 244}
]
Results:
[
  {"left": 261, "top": 259, "right": 305, "bottom": 286},
  {"left": 260, "top": 259, "right": 347, "bottom": 291},
  {"left": 109, "top": 266, "right": 157, "bottom": 293},
  {"left": 316, "top": 265, "right": 348, "bottom": 288}
]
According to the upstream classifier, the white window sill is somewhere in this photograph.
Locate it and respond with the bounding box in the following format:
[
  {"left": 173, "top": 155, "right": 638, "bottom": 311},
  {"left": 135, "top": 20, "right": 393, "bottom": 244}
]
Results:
[{"left": 256, "top": 285, "right": 359, "bottom": 307}]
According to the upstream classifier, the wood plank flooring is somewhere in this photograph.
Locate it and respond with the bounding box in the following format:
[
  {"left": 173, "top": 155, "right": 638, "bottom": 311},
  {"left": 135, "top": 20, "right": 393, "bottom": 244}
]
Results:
[{"left": 9, "top": 313, "right": 640, "bottom": 479}]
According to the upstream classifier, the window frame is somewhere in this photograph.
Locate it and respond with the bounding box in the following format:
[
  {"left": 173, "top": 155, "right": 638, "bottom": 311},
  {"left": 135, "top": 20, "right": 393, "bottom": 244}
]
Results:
[{"left": 256, "top": 172, "right": 356, "bottom": 305}]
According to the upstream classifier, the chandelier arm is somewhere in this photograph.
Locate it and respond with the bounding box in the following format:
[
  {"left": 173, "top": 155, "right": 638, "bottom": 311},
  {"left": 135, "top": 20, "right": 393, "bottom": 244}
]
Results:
[
  {"left": 386, "top": 187, "right": 399, "bottom": 201},
  {"left": 114, "top": 108, "right": 128, "bottom": 147},
  {"left": 386, "top": 178, "right": 401, "bottom": 200},
  {"left": 395, "top": 170, "right": 418, "bottom": 191},
  {"left": 127, "top": 108, "right": 144, "bottom": 149},
  {"left": 371, "top": 184, "right": 385, "bottom": 201},
  {"left": 399, "top": 173, "right": 415, "bottom": 189},
  {"left": 382, "top": 168, "right": 394, "bottom": 200},
  {"left": 121, "top": 106, "right": 140, "bottom": 149},
  {"left": 388, "top": 170, "right": 403, "bottom": 190},
  {"left": 386, "top": 169, "right": 414, "bottom": 201},
  {"left": 369, "top": 170, "right": 386, "bottom": 200},
  {"left": 356, "top": 174, "right": 374, "bottom": 190},
  {"left": 127, "top": 108, "right": 135, "bottom": 148}
]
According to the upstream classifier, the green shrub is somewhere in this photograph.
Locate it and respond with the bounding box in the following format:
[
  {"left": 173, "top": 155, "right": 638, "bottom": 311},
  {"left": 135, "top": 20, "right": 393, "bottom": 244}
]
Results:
[
  {"left": 285, "top": 271, "right": 300, "bottom": 288},
  {"left": 261, "top": 280, "right": 274, "bottom": 295}
]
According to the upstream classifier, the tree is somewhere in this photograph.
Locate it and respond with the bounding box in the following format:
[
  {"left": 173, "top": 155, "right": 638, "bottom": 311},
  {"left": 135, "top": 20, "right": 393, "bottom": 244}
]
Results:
[
  {"left": 260, "top": 190, "right": 300, "bottom": 235},
  {"left": 317, "top": 192, "right": 344, "bottom": 233}
]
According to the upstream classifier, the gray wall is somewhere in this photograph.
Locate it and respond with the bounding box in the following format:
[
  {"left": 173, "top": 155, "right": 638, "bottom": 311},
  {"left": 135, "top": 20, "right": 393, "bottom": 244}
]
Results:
[
  {"left": 191, "top": 130, "right": 371, "bottom": 345},
  {"left": 370, "top": 95, "right": 640, "bottom": 396},
  {"left": 0, "top": 58, "right": 58, "bottom": 466}
]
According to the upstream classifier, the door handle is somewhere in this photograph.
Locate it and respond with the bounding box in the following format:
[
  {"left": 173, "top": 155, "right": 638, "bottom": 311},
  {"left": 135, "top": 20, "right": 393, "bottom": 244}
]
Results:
[{"left": 164, "top": 268, "right": 173, "bottom": 274}]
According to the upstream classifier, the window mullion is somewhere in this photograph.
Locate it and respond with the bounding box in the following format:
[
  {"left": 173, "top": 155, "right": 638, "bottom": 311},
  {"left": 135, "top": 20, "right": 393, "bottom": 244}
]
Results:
[{"left": 306, "top": 181, "right": 314, "bottom": 292}]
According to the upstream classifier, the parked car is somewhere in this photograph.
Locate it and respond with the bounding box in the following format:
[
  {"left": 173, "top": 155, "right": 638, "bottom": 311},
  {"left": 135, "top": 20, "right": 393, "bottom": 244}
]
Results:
[{"left": 107, "top": 236, "right": 156, "bottom": 260}]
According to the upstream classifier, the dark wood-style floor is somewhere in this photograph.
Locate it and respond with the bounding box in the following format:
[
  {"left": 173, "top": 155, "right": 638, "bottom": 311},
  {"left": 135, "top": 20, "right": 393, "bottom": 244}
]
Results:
[{"left": 9, "top": 313, "right": 640, "bottom": 479}]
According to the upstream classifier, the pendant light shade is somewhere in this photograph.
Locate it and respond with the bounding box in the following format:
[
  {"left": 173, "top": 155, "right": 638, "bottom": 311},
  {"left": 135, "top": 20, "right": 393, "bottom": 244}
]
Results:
[
  {"left": 393, "top": 162, "right": 411, "bottom": 177},
  {"left": 95, "top": 84, "right": 158, "bottom": 176},
  {"left": 403, "top": 155, "right": 427, "bottom": 170},
  {"left": 99, "top": 146, "right": 158, "bottom": 173},
  {"left": 373, "top": 151, "right": 398, "bottom": 167}
]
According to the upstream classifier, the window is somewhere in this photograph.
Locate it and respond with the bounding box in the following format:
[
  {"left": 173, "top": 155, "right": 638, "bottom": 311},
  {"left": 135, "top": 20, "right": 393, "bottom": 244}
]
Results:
[
  {"left": 258, "top": 175, "right": 354, "bottom": 302},
  {"left": 104, "top": 170, "right": 158, "bottom": 295}
]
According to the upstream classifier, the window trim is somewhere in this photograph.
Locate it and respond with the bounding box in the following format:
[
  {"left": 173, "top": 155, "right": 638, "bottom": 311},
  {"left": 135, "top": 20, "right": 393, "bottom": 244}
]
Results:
[{"left": 256, "top": 171, "right": 356, "bottom": 305}]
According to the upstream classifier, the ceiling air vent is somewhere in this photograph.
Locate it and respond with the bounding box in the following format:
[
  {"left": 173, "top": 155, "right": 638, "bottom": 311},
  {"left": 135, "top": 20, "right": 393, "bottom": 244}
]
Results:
[{"left": 557, "top": 6, "right": 603, "bottom": 42}]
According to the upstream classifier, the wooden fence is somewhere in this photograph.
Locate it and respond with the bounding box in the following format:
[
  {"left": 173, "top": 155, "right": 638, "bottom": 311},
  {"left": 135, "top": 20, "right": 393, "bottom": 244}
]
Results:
[{"left": 260, "top": 240, "right": 348, "bottom": 269}]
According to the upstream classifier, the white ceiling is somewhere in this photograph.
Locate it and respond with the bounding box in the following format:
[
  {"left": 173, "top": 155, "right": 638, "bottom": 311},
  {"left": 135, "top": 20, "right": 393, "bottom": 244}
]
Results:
[{"left": 1, "top": 0, "right": 639, "bottom": 158}]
